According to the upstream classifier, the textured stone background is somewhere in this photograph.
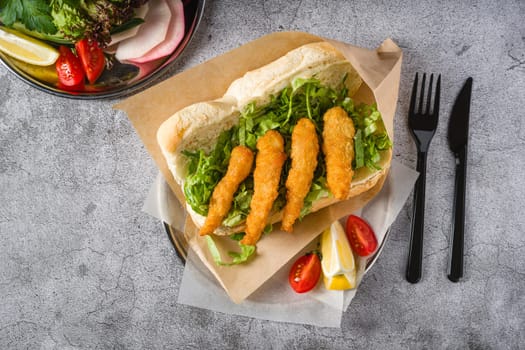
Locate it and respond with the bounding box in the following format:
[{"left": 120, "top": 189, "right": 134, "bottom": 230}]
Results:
[{"left": 1, "top": 0, "right": 524, "bottom": 349}]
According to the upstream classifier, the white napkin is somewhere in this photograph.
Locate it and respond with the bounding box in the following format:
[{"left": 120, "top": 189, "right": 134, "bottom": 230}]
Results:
[{"left": 143, "top": 160, "right": 418, "bottom": 327}]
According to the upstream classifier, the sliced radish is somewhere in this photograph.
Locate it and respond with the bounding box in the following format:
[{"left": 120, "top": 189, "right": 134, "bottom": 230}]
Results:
[
  {"left": 115, "top": 0, "right": 171, "bottom": 61},
  {"left": 109, "top": 3, "right": 150, "bottom": 46},
  {"left": 129, "top": 0, "right": 186, "bottom": 64}
]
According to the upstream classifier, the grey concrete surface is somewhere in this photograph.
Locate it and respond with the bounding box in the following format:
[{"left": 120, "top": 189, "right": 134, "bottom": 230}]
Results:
[{"left": 1, "top": 0, "right": 524, "bottom": 349}]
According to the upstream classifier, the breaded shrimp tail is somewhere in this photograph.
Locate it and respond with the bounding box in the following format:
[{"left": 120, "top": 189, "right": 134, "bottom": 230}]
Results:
[
  {"left": 322, "top": 106, "right": 355, "bottom": 200},
  {"left": 199, "top": 146, "right": 254, "bottom": 236},
  {"left": 281, "top": 118, "right": 319, "bottom": 232},
  {"left": 241, "top": 130, "right": 286, "bottom": 246}
]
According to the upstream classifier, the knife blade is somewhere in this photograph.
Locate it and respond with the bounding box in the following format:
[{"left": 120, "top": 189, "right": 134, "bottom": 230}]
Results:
[{"left": 447, "top": 77, "right": 473, "bottom": 282}]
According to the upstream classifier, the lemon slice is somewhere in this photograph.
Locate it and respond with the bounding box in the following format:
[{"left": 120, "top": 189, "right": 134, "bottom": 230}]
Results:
[
  {"left": 321, "top": 221, "right": 357, "bottom": 290},
  {"left": 0, "top": 27, "right": 59, "bottom": 66}
]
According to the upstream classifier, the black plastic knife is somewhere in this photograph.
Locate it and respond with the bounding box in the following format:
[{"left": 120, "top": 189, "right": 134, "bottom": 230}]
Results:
[{"left": 447, "top": 77, "right": 473, "bottom": 282}]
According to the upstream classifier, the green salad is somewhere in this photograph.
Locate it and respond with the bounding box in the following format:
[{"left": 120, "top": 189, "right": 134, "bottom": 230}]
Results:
[{"left": 0, "top": 0, "right": 148, "bottom": 47}]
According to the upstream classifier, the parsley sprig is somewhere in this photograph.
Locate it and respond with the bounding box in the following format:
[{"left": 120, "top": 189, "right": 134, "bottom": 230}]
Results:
[{"left": 0, "top": 0, "right": 56, "bottom": 34}]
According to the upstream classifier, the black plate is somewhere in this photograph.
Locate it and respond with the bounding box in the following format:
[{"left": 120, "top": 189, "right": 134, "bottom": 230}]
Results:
[
  {"left": 159, "top": 176, "right": 390, "bottom": 271},
  {"left": 0, "top": 0, "right": 205, "bottom": 100}
]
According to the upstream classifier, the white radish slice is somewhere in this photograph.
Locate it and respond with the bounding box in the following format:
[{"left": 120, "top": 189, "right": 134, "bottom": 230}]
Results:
[
  {"left": 115, "top": 0, "right": 171, "bottom": 61},
  {"left": 108, "top": 3, "right": 150, "bottom": 46},
  {"left": 129, "top": 0, "right": 185, "bottom": 64}
]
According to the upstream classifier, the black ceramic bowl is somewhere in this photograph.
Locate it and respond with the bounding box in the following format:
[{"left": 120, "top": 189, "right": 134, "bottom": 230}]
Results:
[{"left": 0, "top": 0, "right": 205, "bottom": 100}]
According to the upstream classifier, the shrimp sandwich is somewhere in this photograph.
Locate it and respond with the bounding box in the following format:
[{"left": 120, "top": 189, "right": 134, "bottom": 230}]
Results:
[{"left": 157, "top": 42, "right": 392, "bottom": 250}]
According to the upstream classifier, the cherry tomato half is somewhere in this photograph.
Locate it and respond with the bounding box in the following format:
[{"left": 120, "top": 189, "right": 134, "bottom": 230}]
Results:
[
  {"left": 288, "top": 253, "right": 321, "bottom": 293},
  {"left": 56, "top": 46, "right": 85, "bottom": 87},
  {"left": 345, "top": 215, "right": 378, "bottom": 256},
  {"left": 75, "top": 39, "right": 105, "bottom": 84}
]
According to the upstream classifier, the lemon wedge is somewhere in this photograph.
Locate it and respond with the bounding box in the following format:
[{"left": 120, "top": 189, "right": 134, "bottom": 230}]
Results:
[
  {"left": 321, "top": 221, "right": 357, "bottom": 290},
  {"left": 0, "top": 27, "right": 59, "bottom": 66},
  {"left": 325, "top": 274, "right": 355, "bottom": 290}
]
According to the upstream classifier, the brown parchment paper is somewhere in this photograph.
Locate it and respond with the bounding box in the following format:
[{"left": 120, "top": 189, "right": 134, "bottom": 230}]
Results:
[{"left": 114, "top": 31, "right": 402, "bottom": 303}]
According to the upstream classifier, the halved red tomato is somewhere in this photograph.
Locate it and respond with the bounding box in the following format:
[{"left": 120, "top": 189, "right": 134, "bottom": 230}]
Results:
[
  {"left": 55, "top": 46, "right": 84, "bottom": 87},
  {"left": 288, "top": 253, "right": 321, "bottom": 293},
  {"left": 75, "top": 39, "right": 105, "bottom": 84},
  {"left": 345, "top": 215, "right": 378, "bottom": 256}
]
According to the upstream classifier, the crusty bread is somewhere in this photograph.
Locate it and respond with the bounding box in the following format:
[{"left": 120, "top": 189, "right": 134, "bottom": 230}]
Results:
[
  {"left": 157, "top": 41, "right": 391, "bottom": 236},
  {"left": 224, "top": 42, "right": 362, "bottom": 108},
  {"left": 157, "top": 98, "right": 238, "bottom": 184}
]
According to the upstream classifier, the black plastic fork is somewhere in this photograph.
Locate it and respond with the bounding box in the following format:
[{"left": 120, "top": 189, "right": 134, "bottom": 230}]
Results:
[{"left": 406, "top": 73, "right": 441, "bottom": 283}]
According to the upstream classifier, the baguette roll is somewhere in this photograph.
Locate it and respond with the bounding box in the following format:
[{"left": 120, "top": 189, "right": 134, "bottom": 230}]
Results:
[{"left": 157, "top": 42, "right": 391, "bottom": 236}]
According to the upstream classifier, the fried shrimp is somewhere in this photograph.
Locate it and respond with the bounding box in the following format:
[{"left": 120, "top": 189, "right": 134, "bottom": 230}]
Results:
[
  {"left": 322, "top": 106, "right": 355, "bottom": 200},
  {"left": 199, "top": 146, "right": 254, "bottom": 236},
  {"left": 241, "top": 130, "right": 286, "bottom": 246},
  {"left": 281, "top": 118, "right": 319, "bottom": 232}
]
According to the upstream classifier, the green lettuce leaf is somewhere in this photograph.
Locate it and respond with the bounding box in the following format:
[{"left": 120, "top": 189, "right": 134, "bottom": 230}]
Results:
[
  {"left": 205, "top": 235, "right": 256, "bottom": 266},
  {"left": 182, "top": 128, "right": 237, "bottom": 216},
  {"left": 345, "top": 103, "right": 392, "bottom": 171},
  {"left": 184, "top": 76, "right": 392, "bottom": 265}
]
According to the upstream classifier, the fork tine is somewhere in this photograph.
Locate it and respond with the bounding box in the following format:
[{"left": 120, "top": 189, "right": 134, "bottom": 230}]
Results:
[
  {"left": 433, "top": 74, "right": 441, "bottom": 117},
  {"left": 426, "top": 74, "right": 434, "bottom": 115},
  {"left": 409, "top": 72, "right": 419, "bottom": 117},
  {"left": 418, "top": 73, "right": 426, "bottom": 114}
]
